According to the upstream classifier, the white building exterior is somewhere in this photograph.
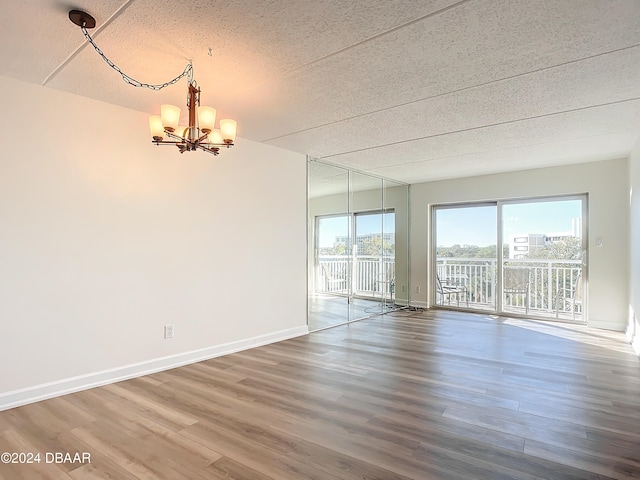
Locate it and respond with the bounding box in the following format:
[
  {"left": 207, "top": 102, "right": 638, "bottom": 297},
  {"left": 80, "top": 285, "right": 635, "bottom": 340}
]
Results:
[{"left": 509, "top": 218, "right": 582, "bottom": 259}]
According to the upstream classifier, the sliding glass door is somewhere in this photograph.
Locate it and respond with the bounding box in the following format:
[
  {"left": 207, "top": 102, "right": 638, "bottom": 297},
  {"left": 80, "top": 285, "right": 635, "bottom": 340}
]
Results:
[
  {"left": 434, "top": 204, "right": 497, "bottom": 310},
  {"left": 433, "top": 195, "right": 586, "bottom": 322},
  {"left": 502, "top": 197, "right": 585, "bottom": 321}
]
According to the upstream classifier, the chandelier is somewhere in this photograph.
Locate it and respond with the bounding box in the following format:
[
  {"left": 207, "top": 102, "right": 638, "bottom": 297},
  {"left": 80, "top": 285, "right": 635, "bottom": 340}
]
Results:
[{"left": 69, "top": 10, "right": 236, "bottom": 156}]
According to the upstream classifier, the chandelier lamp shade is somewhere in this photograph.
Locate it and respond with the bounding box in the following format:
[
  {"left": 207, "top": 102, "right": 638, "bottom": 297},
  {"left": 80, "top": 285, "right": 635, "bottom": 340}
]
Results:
[
  {"left": 69, "top": 9, "right": 236, "bottom": 156},
  {"left": 149, "top": 84, "right": 237, "bottom": 155}
]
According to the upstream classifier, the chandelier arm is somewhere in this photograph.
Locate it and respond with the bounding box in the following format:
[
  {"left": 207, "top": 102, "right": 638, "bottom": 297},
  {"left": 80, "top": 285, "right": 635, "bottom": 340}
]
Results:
[
  {"left": 154, "top": 140, "right": 186, "bottom": 145},
  {"left": 164, "top": 131, "right": 187, "bottom": 142},
  {"left": 79, "top": 26, "right": 192, "bottom": 90},
  {"left": 197, "top": 145, "right": 220, "bottom": 156}
]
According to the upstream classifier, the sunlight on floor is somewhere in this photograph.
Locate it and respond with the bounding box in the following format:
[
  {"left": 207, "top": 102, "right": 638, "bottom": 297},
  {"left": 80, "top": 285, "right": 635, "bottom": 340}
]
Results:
[{"left": 497, "top": 316, "right": 635, "bottom": 355}]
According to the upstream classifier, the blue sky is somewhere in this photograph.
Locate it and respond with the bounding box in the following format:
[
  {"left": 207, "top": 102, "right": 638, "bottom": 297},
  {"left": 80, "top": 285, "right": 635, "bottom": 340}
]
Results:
[
  {"left": 436, "top": 200, "right": 582, "bottom": 247},
  {"left": 316, "top": 200, "right": 582, "bottom": 249}
]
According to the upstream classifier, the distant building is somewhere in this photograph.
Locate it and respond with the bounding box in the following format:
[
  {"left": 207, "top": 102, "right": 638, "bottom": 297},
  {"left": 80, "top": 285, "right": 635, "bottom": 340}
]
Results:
[
  {"left": 508, "top": 218, "right": 582, "bottom": 259},
  {"left": 335, "top": 233, "right": 394, "bottom": 253},
  {"left": 510, "top": 233, "right": 545, "bottom": 259}
]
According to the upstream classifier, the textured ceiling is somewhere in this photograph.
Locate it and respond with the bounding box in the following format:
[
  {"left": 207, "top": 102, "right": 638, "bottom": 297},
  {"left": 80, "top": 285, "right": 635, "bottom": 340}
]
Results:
[{"left": 2, "top": 0, "right": 640, "bottom": 185}]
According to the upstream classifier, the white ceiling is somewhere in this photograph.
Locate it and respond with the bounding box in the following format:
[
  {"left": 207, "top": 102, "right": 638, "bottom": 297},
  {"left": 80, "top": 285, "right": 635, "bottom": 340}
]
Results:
[{"left": 2, "top": 0, "right": 640, "bottom": 184}]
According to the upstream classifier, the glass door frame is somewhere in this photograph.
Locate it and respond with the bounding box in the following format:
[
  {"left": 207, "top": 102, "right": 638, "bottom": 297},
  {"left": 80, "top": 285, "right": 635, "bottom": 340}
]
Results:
[
  {"left": 352, "top": 209, "right": 396, "bottom": 303},
  {"left": 432, "top": 202, "right": 498, "bottom": 311},
  {"left": 314, "top": 213, "right": 352, "bottom": 298},
  {"left": 431, "top": 194, "right": 588, "bottom": 322},
  {"left": 314, "top": 209, "right": 396, "bottom": 301}
]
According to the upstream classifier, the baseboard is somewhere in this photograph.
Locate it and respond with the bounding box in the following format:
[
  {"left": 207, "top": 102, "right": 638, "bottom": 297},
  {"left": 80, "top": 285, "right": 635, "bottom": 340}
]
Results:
[
  {"left": 626, "top": 310, "right": 640, "bottom": 357},
  {"left": 409, "top": 300, "right": 428, "bottom": 309},
  {"left": 630, "top": 326, "right": 640, "bottom": 356},
  {"left": 0, "top": 325, "right": 309, "bottom": 412},
  {"left": 587, "top": 318, "right": 626, "bottom": 332}
]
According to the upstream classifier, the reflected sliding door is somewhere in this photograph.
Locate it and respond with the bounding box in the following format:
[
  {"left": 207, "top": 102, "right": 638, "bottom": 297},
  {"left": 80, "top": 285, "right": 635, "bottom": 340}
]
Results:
[
  {"left": 308, "top": 159, "right": 410, "bottom": 331},
  {"left": 316, "top": 215, "right": 350, "bottom": 296},
  {"left": 308, "top": 162, "right": 351, "bottom": 330}
]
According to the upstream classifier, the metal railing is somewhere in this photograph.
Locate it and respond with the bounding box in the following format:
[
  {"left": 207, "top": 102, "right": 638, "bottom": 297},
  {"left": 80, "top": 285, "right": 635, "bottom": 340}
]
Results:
[
  {"left": 317, "top": 255, "right": 395, "bottom": 297},
  {"left": 437, "top": 257, "right": 582, "bottom": 317},
  {"left": 317, "top": 255, "right": 583, "bottom": 318}
]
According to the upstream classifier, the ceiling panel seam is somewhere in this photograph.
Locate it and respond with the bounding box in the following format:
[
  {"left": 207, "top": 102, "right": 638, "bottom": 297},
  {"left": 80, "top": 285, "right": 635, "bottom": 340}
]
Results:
[
  {"left": 361, "top": 132, "right": 636, "bottom": 171},
  {"left": 42, "top": 0, "right": 137, "bottom": 86},
  {"left": 261, "top": 0, "right": 474, "bottom": 85},
  {"left": 263, "top": 43, "right": 640, "bottom": 144},
  {"left": 319, "top": 96, "right": 640, "bottom": 160}
]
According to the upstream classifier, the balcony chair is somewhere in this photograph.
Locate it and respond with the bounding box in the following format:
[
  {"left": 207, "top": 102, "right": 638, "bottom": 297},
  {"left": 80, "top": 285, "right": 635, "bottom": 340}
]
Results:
[
  {"left": 321, "top": 264, "right": 347, "bottom": 293},
  {"left": 555, "top": 273, "right": 582, "bottom": 320},
  {"left": 503, "top": 267, "right": 531, "bottom": 314},
  {"left": 436, "top": 274, "right": 468, "bottom": 307}
]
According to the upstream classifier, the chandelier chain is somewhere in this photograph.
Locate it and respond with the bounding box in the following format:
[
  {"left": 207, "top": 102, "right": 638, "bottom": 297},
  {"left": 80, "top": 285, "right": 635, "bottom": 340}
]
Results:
[
  {"left": 81, "top": 26, "right": 192, "bottom": 90},
  {"left": 69, "top": 9, "right": 236, "bottom": 156}
]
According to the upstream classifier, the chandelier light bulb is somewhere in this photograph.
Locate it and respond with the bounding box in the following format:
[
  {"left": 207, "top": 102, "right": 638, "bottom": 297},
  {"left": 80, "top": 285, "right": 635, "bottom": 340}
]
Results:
[
  {"left": 149, "top": 116, "right": 165, "bottom": 140},
  {"left": 219, "top": 119, "right": 237, "bottom": 143},
  {"left": 197, "top": 106, "right": 216, "bottom": 134},
  {"left": 175, "top": 125, "right": 189, "bottom": 140},
  {"left": 208, "top": 129, "right": 223, "bottom": 145},
  {"left": 161, "top": 104, "right": 180, "bottom": 132}
]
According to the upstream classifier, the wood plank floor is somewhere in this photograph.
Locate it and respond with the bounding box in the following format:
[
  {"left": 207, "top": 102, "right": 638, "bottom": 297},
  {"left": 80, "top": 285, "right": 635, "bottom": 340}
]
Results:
[
  {"left": 1, "top": 310, "right": 639, "bottom": 479},
  {"left": 308, "top": 295, "right": 387, "bottom": 331}
]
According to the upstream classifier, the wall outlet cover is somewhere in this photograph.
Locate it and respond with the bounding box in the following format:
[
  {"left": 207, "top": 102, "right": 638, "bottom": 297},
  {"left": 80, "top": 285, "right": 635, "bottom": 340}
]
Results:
[{"left": 164, "top": 325, "right": 174, "bottom": 339}]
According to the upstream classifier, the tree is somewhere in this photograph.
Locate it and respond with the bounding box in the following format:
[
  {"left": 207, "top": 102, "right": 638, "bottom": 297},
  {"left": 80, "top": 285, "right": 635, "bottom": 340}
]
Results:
[
  {"left": 436, "top": 244, "right": 498, "bottom": 258},
  {"left": 527, "top": 237, "right": 582, "bottom": 260},
  {"left": 320, "top": 243, "right": 347, "bottom": 255},
  {"left": 359, "top": 236, "right": 394, "bottom": 256}
]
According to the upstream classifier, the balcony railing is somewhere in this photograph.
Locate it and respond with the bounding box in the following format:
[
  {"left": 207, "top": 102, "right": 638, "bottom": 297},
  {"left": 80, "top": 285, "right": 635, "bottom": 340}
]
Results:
[
  {"left": 317, "top": 255, "right": 582, "bottom": 319},
  {"left": 317, "top": 255, "right": 395, "bottom": 297},
  {"left": 437, "top": 257, "right": 582, "bottom": 318}
]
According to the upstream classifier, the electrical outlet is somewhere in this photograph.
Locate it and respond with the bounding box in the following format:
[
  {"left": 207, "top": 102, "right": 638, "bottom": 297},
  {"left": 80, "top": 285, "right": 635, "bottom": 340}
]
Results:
[
  {"left": 596, "top": 237, "right": 604, "bottom": 247},
  {"left": 164, "top": 325, "right": 174, "bottom": 339},
  {"left": 415, "top": 285, "right": 421, "bottom": 293}
]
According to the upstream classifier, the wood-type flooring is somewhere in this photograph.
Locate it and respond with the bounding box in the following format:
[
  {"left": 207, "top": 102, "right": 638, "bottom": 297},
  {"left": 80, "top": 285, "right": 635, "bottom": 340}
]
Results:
[{"left": 1, "top": 309, "right": 639, "bottom": 479}]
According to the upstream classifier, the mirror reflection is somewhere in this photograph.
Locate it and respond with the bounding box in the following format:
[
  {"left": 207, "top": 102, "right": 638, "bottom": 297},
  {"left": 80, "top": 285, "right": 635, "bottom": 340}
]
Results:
[{"left": 307, "top": 158, "right": 409, "bottom": 331}]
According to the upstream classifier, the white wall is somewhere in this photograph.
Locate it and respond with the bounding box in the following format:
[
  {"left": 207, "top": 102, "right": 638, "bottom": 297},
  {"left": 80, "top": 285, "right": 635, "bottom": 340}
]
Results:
[
  {"left": 629, "top": 139, "right": 640, "bottom": 353},
  {"left": 0, "top": 76, "right": 308, "bottom": 408},
  {"left": 410, "top": 159, "right": 630, "bottom": 331}
]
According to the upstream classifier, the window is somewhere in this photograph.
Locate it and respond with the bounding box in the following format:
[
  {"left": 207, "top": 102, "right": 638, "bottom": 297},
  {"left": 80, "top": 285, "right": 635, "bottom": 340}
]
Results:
[{"left": 433, "top": 195, "right": 586, "bottom": 321}]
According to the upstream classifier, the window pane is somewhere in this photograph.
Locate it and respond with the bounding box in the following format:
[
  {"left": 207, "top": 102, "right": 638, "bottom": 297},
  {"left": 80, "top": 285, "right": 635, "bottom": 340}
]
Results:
[
  {"left": 502, "top": 199, "right": 583, "bottom": 319},
  {"left": 435, "top": 205, "right": 497, "bottom": 310}
]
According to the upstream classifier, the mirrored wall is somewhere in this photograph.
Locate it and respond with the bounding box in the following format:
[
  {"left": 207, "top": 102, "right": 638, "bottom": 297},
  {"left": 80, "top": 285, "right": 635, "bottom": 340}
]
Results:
[{"left": 308, "top": 158, "right": 409, "bottom": 331}]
